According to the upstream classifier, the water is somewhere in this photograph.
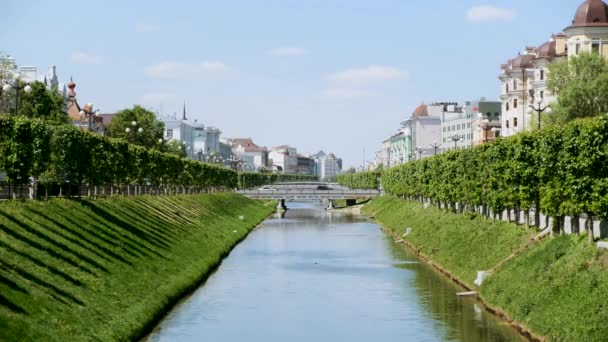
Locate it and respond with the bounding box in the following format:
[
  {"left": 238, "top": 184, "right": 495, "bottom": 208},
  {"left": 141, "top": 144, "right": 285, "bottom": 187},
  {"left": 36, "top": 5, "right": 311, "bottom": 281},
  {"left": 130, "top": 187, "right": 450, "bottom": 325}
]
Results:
[{"left": 146, "top": 202, "right": 522, "bottom": 342}]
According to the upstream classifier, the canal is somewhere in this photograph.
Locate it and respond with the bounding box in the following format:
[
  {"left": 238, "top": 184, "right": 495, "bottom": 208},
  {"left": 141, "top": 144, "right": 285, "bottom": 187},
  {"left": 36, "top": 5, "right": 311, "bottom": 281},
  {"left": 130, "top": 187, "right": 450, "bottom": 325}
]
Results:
[{"left": 146, "top": 202, "right": 522, "bottom": 341}]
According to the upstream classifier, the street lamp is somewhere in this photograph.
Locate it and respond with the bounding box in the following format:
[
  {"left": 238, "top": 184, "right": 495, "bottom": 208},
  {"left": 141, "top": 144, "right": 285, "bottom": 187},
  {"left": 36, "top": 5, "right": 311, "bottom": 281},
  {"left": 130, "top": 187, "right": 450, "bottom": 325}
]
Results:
[
  {"left": 448, "top": 134, "right": 463, "bottom": 149},
  {"left": 429, "top": 140, "right": 442, "bottom": 155},
  {"left": 2, "top": 74, "right": 32, "bottom": 116},
  {"left": 79, "top": 103, "right": 101, "bottom": 131},
  {"left": 414, "top": 146, "right": 425, "bottom": 160},
  {"left": 529, "top": 97, "right": 551, "bottom": 131},
  {"left": 197, "top": 149, "right": 203, "bottom": 161},
  {"left": 125, "top": 121, "right": 143, "bottom": 144}
]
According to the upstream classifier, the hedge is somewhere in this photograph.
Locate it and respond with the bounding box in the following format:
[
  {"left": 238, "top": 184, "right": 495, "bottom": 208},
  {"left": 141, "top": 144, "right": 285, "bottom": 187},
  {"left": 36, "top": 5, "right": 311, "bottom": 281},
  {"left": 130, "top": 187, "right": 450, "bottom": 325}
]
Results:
[
  {"left": 0, "top": 116, "right": 238, "bottom": 195},
  {"left": 381, "top": 115, "right": 608, "bottom": 240},
  {"left": 337, "top": 171, "right": 380, "bottom": 189}
]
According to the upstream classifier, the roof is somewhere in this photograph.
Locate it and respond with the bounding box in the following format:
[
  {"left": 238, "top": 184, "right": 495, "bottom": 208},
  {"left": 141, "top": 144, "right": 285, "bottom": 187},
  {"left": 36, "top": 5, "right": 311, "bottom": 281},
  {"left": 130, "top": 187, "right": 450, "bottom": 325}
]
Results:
[
  {"left": 501, "top": 53, "right": 535, "bottom": 71},
  {"left": 568, "top": 0, "right": 608, "bottom": 29},
  {"left": 535, "top": 39, "right": 558, "bottom": 59},
  {"left": 412, "top": 104, "right": 428, "bottom": 117},
  {"left": 230, "top": 138, "right": 266, "bottom": 152}
]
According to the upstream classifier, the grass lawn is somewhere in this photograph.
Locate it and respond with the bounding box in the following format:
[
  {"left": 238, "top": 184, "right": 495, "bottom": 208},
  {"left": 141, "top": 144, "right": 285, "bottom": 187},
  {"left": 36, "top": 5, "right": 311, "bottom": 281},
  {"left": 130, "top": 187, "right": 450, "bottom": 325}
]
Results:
[
  {"left": 363, "top": 196, "right": 534, "bottom": 287},
  {"left": 0, "top": 193, "right": 274, "bottom": 341}
]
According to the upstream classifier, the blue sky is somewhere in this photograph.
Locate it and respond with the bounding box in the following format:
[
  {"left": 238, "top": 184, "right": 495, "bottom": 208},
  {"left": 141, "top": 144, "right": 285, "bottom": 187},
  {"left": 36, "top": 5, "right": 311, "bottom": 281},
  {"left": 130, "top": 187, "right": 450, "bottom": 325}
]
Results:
[{"left": 1, "top": 0, "right": 584, "bottom": 167}]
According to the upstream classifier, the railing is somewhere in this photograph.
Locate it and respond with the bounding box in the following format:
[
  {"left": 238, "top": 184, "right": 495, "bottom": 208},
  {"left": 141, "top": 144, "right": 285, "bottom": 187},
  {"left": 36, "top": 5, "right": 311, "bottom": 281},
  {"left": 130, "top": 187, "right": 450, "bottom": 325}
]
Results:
[
  {"left": 0, "top": 183, "right": 229, "bottom": 201},
  {"left": 238, "top": 189, "right": 382, "bottom": 199}
]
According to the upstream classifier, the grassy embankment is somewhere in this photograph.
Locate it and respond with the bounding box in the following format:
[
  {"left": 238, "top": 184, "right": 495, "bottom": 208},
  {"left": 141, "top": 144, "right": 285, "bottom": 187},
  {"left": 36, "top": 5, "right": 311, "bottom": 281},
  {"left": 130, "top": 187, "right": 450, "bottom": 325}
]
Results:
[
  {"left": 364, "top": 196, "right": 608, "bottom": 341},
  {"left": 0, "top": 193, "right": 274, "bottom": 341}
]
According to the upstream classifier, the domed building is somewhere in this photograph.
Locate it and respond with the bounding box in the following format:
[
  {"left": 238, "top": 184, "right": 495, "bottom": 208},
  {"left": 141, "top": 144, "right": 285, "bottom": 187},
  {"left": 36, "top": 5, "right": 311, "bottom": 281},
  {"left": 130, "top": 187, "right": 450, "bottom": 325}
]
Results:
[{"left": 499, "top": 0, "right": 608, "bottom": 137}]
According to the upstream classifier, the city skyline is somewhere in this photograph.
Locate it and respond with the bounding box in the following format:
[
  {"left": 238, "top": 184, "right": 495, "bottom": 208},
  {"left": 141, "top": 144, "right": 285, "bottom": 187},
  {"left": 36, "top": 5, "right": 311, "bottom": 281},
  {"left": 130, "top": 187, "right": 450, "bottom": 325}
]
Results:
[{"left": 1, "top": 0, "right": 584, "bottom": 166}]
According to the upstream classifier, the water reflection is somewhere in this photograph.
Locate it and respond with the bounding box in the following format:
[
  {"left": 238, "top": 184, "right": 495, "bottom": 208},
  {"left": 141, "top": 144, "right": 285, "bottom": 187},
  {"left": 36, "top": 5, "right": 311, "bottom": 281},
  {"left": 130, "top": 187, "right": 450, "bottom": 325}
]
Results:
[{"left": 146, "top": 202, "right": 522, "bottom": 342}]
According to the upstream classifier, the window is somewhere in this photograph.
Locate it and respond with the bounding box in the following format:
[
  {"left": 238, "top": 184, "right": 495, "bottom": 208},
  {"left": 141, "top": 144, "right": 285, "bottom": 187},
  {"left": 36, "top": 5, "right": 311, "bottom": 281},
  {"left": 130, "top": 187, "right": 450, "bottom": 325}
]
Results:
[
  {"left": 592, "top": 40, "right": 601, "bottom": 55},
  {"left": 514, "top": 117, "right": 518, "bottom": 127},
  {"left": 540, "top": 90, "right": 544, "bottom": 99},
  {"left": 166, "top": 129, "right": 173, "bottom": 138},
  {"left": 443, "top": 137, "right": 446, "bottom": 143},
  {"left": 513, "top": 79, "right": 518, "bottom": 91},
  {"left": 506, "top": 83, "right": 509, "bottom": 93},
  {"left": 514, "top": 99, "right": 518, "bottom": 109},
  {"left": 452, "top": 125, "right": 455, "bottom": 131},
  {"left": 495, "top": 112, "right": 499, "bottom": 117},
  {"left": 506, "top": 120, "right": 510, "bottom": 128},
  {"left": 443, "top": 127, "right": 446, "bottom": 132},
  {"left": 575, "top": 40, "right": 581, "bottom": 55},
  {"left": 506, "top": 102, "right": 510, "bottom": 111},
  {"left": 540, "top": 69, "right": 545, "bottom": 81},
  {"left": 457, "top": 124, "right": 460, "bottom": 130}
]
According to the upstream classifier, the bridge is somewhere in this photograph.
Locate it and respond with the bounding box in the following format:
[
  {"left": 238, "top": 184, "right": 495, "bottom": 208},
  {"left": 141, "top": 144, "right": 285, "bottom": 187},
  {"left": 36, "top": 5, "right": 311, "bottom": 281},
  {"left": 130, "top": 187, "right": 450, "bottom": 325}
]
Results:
[{"left": 237, "top": 182, "right": 382, "bottom": 210}]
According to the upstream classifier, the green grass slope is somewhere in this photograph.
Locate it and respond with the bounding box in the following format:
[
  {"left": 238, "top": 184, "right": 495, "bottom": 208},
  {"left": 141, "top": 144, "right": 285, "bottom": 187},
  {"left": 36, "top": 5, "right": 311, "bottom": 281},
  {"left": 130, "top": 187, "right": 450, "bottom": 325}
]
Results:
[
  {"left": 362, "top": 196, "right": 534, "bottom": 288},
  {"left": 481, "top": 235, "right": 608, "bottom": 341},
  {"left": 0, "top": 193, "right": 274, "bottom": 341}
]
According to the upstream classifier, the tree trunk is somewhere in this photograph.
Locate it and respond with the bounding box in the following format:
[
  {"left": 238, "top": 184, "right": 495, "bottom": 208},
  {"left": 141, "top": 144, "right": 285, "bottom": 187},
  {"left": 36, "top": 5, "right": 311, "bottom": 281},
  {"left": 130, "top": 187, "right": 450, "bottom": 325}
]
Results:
[
  {"left": 524, "top": 210, "right": 530, "bottom": 228},
  {"left": 587, "top": 215, "right": 595, "bottom": 242}
]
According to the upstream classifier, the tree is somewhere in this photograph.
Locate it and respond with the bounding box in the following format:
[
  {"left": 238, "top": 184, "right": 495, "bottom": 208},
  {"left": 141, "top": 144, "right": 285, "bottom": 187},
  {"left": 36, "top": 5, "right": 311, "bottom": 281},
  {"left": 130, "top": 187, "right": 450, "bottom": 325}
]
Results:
[
  {"left": 546, "top": 52, "right": 608, "bottom": 124},
  {"left": 166, "top": 139, "right": 187, "bottom": 158},
  {"left": 107, "top": 105, "right": 164, "bottom": 148},
  {"left": 17, "top": 81, "right": 67, "bottom": 123}
]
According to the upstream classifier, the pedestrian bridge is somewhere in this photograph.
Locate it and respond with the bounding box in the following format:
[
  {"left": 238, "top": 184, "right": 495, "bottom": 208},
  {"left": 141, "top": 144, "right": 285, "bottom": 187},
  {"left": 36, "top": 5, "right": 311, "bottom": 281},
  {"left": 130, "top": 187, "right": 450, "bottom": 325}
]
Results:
[{"left": 237, "top": 182, "right": 381, "bottom": 210}]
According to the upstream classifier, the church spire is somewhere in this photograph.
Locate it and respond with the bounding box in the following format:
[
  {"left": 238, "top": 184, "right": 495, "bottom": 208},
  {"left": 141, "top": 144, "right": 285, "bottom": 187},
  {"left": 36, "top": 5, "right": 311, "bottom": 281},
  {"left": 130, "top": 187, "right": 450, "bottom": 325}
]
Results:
[{"left": 182, "top": 101, "right": 187, "bottom": 120}]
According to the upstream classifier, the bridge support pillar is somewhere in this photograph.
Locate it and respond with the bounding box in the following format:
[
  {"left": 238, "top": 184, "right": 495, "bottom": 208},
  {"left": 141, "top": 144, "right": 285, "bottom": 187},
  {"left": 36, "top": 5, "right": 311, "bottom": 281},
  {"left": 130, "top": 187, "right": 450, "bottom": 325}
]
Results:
[
  {"left": 276, "top": 199, "right": 287, "bottom": 211},
  {"left": 346, "top": 199, "right": 356, "bottom": 207},
  {"left": 326, "top": 199, "right": 334, "bottom": 210}
]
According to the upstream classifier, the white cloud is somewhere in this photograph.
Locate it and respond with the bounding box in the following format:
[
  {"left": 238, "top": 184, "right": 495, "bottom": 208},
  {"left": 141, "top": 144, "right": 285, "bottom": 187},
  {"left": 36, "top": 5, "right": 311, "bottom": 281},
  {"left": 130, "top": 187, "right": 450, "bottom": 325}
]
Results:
[
  {"left": 466, "top": 5, "right": 516, "bottom": 22},
  {"left": 267, "top": 47, "right": 308, "bottom": 57},
  {"left": 322, "top": 88, "right": 373, "bottom": 99},
  {"left": 135, "top": 23, "right": 160, "bottom": 33},
  {"left": 70, "top": 51, "right": 103, "bottom": 64},
  {"left": 144, "top": 61, "right": 232, "bottom": 79},
  {"left": 326, "top": 65, "right": 408, "bottom": 83}
]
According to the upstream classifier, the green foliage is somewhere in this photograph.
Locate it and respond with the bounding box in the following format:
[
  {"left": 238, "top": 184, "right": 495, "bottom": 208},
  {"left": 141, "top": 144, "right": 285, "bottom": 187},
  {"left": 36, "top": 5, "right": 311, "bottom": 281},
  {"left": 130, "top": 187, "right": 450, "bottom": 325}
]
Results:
[
  {"left": 17, "top": 81, "right": 67, "bottom": 123},
  {"left": 165, "top": 139, "right": 187, "bottom": 158},
  {"left": 381, "top": 116, "right": 608, "bottom": 222},
  {"left": 337, "top": 171, "right": 380, "bottom": 189},
  {"left": 237, "top": 172, "right": 318, "bottom": 189},
  {"left": 107, "top": 105, "right": 164, "bottom": 148},
  {"left": 0, "top": 193, "right": 275, "bottom": 341},
  {"left": 0, "top": 116, "right": 238, "bottom": 192},
  {"left": 547, "top": 52, "right": 608, "bottom": 123},
  {"left": 362, "top": 196, "right": 533, "bottom": 288}
]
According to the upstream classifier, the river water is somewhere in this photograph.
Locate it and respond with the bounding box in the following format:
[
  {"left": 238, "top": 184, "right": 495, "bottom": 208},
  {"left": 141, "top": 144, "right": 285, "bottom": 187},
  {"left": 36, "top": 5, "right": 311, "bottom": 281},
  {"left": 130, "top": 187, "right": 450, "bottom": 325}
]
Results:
[{"left": 146, "top": 202, "right": 522, "bottom": 342}]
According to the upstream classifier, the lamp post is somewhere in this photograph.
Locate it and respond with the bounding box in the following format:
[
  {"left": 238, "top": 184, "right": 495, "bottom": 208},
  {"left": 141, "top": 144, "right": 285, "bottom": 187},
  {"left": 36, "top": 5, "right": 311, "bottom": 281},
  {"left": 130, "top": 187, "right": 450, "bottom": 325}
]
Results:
[
  {"left": 125, "top": 121, "right": 143, "bottom": 144},
  {"left": 448, "top": 134, "right": 463, "bottom": 149},
  {"left": 79, "top": 103, "right": 100, "bottom": 131},
  {"left": 197, "top": 149, "right": 203, "bottom": 161},
  {"left": 529, "top": 97, "right": 551, "bottom": 131},
  {"left": 2, "top": 74, "right": 32, "bottom": 116},
  {"left": 414, "top": 146, "right": 425, "bottom": 160},
  {"left": 429, "top": 140, "right": 442, "bottom": 155}
]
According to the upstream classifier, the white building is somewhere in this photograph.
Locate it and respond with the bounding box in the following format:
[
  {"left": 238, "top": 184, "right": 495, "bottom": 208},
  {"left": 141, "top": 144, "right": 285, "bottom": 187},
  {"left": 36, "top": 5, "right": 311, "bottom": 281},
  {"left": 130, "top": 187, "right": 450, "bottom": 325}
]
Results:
[
  {"left": 316, "top": 153, "right": 340, "bottom": 181},
  {"left": 401, "top": 104, "right": 442, "bottom": 160},
  {"left": 269, "top": 145, "right": 298, "bottom": 173},
  {"left": 499, "top": 0, "right": 608, "bottom": 137},
  {"left": 160, "top": 105, "right": 221, "bottom": 160},
  {"left": 225, "top": 138, "right": 268, "bottom": 171}
]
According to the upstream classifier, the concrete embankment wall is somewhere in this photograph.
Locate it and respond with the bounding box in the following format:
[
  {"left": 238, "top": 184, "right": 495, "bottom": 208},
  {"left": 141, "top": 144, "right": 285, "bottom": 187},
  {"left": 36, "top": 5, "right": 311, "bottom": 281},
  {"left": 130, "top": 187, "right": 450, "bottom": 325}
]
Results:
[
  {"left": 364, "top": 196, "right": 608, "bottom": 342},
  {"left": 0, "top": 193, "right": 275, "bottom": 341}
]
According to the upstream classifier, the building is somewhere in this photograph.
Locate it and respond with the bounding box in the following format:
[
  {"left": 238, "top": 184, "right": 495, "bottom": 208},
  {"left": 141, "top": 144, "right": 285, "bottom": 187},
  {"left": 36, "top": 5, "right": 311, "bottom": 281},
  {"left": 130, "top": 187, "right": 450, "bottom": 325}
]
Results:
[
  {"left": 471, "top": 99, "right": 502, "bottom": 145},
  {"left": 318, "top": 153, "right": 340, "bottom": 181},
  {"left": 435, "top": 102, "right": 472, "bottom": 151},
  {"left": 401, "top": 104, "right": 442, "bottom": 159},
  {"left": 499, "top": 0, "right": 608, "bottom": 136},
  {"left": 269, "top": 145, "right": 298, "bottom": 173},
  {"left": 384, "top": 130, "right": 411, "bottom": 166},
  {"left": 64, "top": 78, "right": 106, "bottom": 134},
  {"left": 160, "top": 104, "right": 221, "bottom": 160},
  {"left": 296, "top": 154, "right": 316, "bottom": 175},
  {"left": 225, "top": 138, "right": 268, "bottom": 171}
]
